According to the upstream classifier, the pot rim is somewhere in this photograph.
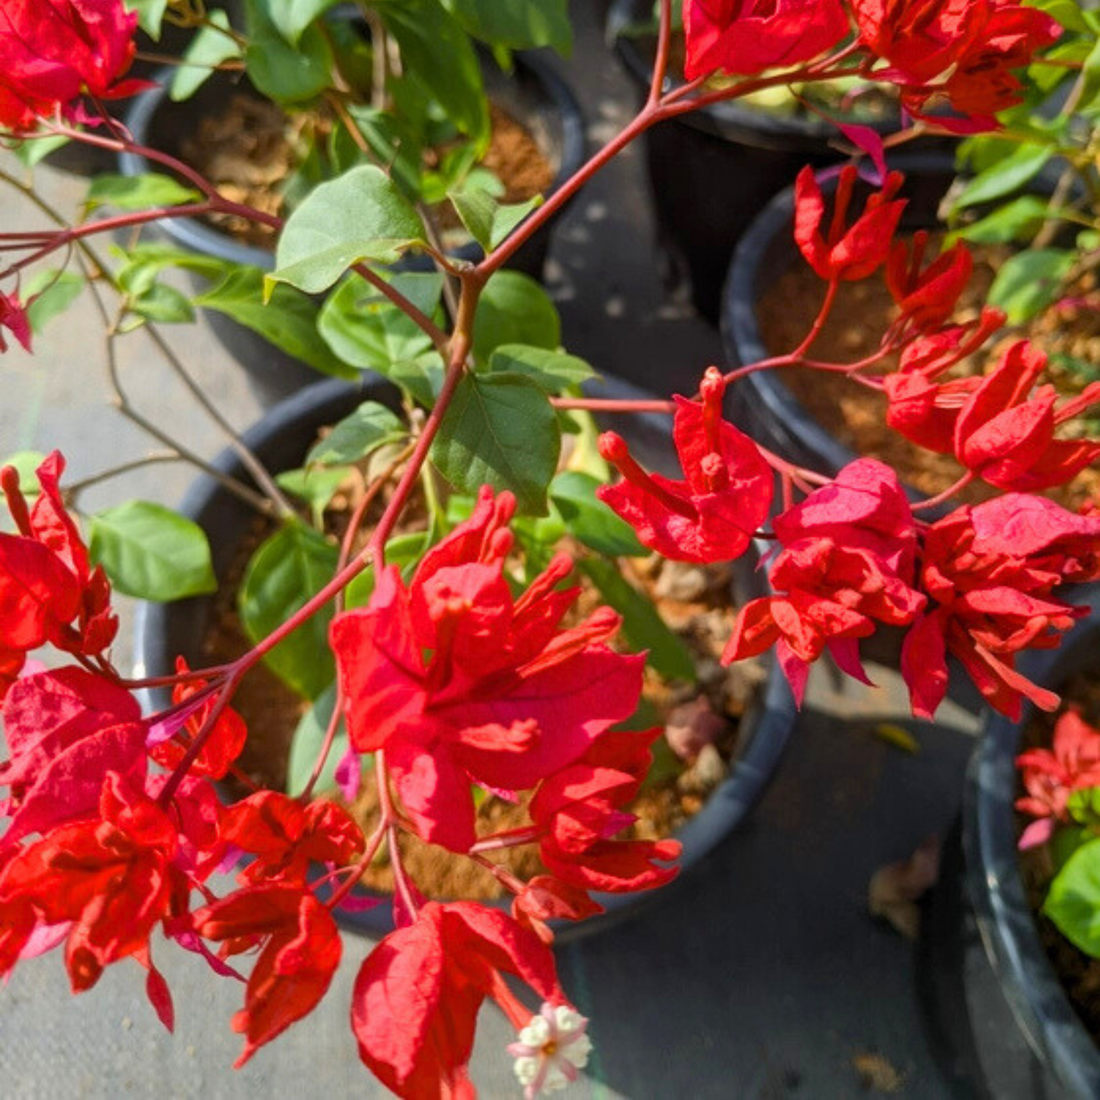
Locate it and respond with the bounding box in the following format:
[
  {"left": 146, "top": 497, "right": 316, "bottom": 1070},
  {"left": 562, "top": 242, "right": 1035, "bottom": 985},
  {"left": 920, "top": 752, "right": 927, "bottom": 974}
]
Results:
[
  {"left": 963, "top": 583, "right": 1100, "bottom": 1099},
  {"left": 132, "top": 373, "right": 798, "bottom": 942},
  {"left": 118, "top": 50, "right": 587, "bottom": 272}
]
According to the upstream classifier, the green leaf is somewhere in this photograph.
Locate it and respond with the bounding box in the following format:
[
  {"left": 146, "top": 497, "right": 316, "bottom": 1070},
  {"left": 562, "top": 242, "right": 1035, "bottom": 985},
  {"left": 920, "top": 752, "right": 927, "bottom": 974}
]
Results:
[
  {"left": 449, "top": 185, "right": 543, "bottom": 251},
  {"left": 1080, "top": 30, "right": 1100, "bottom": 111},
  {"left": 276, "top": 465, "right": 354, "bottom": 525},
  {"left": 386, "top": 352, "right": 446, "bottom": 408},
  {"left": 952, "top": 144, "right": 1053, "bottom": 210},
  {"left": 431, "top": 372, "right": 560, "bottom": 514},
  {"left": 244, "top": 0, "right": 334, "bottom": 104},
  {"left": 267, "top": 0, "right": 342, "bottom": 45},
  {"left": 441, "top": 0, "right": 571, "bottom": 53},
  {"left": 1044, "top": 837, "right": 1100, "bottom": 957},
  {"left": 550, "top": 472, "right": 647, "bottom": 557},
  {"left": 950, "top": 196, "right": 1053, "bottom": 245},
  {"left": 1, "top": 451, "right": 46, "bottom": 497},
  {"left": 988, "top": 248, "right": 1075, "bottom": 323},
  {"left": 124, "top": 0, "right": 168, "bottom": 37},
  {"left": 23, "top": 271, "right": 83, "bottom": 333},
  {"left": 11, "top": 134, "right": 70, "bottom": 167},
  {"left": 268, "top": 166, "right": 426, "bottom": 295},
  {"left": 239, "top": 520, "right": 338, "bottom": 699},
  {"left": 84, "top": 173, "right": 201, "bottom": 212},
  {"left": 488, "top": 344, "right": 596, "bottom": 393},
  {"left": 1031, "top": 0, "right": 1089, "bottom": 33},
  {"left": 472, "top": 271, "right": 560, "bottom": 361},
  {"left": 170, "top": 11, "right": 243, "bottom": 101},
  {"left": 128, "top": 283, "right": 195, "bottom": 324},
  {"left": 318, "top": 272, "right": 442, "bottom": 371},
  {"left": 577, "top": 557, "right": 696, "bottom": 683},
  {"left": 89, "top": 502, "right": 216, "bottom": 601},
  {"left": 306, "top": 401, "right": 408, "bottom": 465},
  {"left": 380, "top": 0, "right": 490, "bottom": 143},
  {"left": 195, "top": 264, "right": 356, "bottom": 379},
  {"left": 286, "top": 682, "right": 358, "bottom": 796}
]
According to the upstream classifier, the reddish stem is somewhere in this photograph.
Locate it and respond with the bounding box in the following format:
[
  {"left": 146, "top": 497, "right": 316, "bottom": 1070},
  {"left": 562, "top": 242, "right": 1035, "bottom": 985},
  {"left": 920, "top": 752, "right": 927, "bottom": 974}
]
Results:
[{"left": 550, "top": 396, "right": 676, "bottom": 414}]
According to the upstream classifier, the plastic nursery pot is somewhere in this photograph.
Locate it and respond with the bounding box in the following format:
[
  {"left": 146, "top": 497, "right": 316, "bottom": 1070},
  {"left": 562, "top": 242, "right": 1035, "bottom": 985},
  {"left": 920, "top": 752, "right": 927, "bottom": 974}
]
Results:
[
  {"left": 132, "top": 374, "right": 798, "bottom": 942},
  {"left": 721, "top": 154, "right": 958, "bottom": 510},
  {"left": 118, "top": 53, "right": 586, "bottom": 404},
  {"left": 962, "top": 584, "right": 1100, "bottom": 1099},
  {"left": 607, "top": 0, "right": 936, "bottom": 325}
]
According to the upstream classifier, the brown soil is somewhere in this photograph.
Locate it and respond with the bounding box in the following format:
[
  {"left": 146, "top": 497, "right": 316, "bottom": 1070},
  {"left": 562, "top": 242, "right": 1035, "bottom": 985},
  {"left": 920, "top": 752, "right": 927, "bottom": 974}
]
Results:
[
  {"left": 1017, "top": 664, "right": 1100, "bottom": 1041},
  {"left": 754, "top": 243, "right": 1100, "bottom": 510},
  {"left": 182, "top": 96, "right": 554, "bottom": 248},
  {"left": 201, "top": 468, "right": 762, "bottom": 902}
]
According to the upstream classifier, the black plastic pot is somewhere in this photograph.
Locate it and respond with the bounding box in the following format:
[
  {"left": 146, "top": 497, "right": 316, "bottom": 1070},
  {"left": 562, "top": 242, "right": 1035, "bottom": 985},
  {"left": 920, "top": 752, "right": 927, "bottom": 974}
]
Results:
[
  {"left": 959, "top": 584, "right": 1100, "bottom": 1098},
  {"left": 132, "top": 374, "right": 798, "bottom": 941},
  {"left": 721, "top": 155, "right": 958, "bottom": 507},
  {"left": 608, "top": 0, "right": 927, "bottom": 325},
  {"left": 118, "top": 53, "right": 586, "bottom": 403}
]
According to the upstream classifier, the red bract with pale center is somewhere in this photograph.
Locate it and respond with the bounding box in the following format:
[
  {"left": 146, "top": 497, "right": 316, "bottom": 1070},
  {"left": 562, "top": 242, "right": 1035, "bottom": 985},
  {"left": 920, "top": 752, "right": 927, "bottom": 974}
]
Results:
[
  {"left": 220, "top": 790, "right": 364, "bottom": 887},
  {"left": 683, "top": 0, "right": 850, "bottom": 80},
  {"left": 1, "top": 772, "right": 179, "bottom": 992},
  {"left": 0, "top": 666, "right": 146, "bottom": 845},
  {"left": 149, "top": 658, "right": 247, "bottom": 780},
  {"left": 1015, "top": 711, "right": 1100, "bottom": 849},
  {"left": 794, "top": 165, "right": 907, "bottom": 283},
  {"left": 331, "top": 488, "right": 644, "bottom": 854},
  {"left": 190, "top": 883, "right": 342, "bottom": 1067},
  {"left": 351, "top": 901, "right": 563, "bottom": 1099},
  {"left": 954, "top": 339, "right": 1100, "bottom": 492},
  {"left": 597, "top": 367, "right": 772, "bottom": 564},
  {"left": 0, "top": 0, "right": 144, "bottom": 133},
  {"left": 0, "top": 452, "right": 118, "bottom": 696},
  {"left": 722, "top": 459, "right": 925, "bottom": 703},
  {"left": 901, "top": 496, "right": 1100, "bottom": 720}
]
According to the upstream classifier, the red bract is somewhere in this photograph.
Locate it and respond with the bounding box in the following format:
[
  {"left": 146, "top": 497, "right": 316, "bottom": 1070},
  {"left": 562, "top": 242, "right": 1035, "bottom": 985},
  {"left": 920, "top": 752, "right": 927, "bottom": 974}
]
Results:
[
  {"left": 0, "top": 845, "right": 36, "bottom": 974},
  {"left": 722, "top": 459, "right": 925, "bottom": 703},
  {"left": 149, "top": 658, "right": 247, "bottom": 780},
  {"left": 220, "top": 791, "right": 364, "bottom": 887},
  {"left": 0, "top": 666, "right": 146, "bottom": 845},
  {"left": 794, "top": 165, "right": 906, "bottom": 282},
  {"left": 901, "top": 497, "right": 1100, "bottom": 719},
  {"left": 885, "top": 233, "right": 973, "bottom": 333},
  {"left": 190, "top": 883, "right": 342, "bottom": 1067},
  {"left": 683, "top": 0, "right": 849, "bottom": 80},
  {"left": 1, "top": 772, "right": 178, "bottom": 991},
  {"left": 0, "top": 452, "right": 118, "bottom": 695},
  {"left": 530, "top": 728, "right": 681, "bottom": 899},
  {"left": 0, "top": 0, "right": 144, "bottom": 133},
  {"left": 331, "top": 487, "right": 644, "bottom": 853},
  {"left": 1015, "top": 711, "right": 1100, "bottom": 849},
  {"left": 351, "top": 901, "right": 563, "bottom": 1099},
  {"left": 954, "top": 340, "right": 1100, "bottom": 491},
  {"left": 0, "top": 289, "right": 31, "bottom": 352},
  {"left": 597, "top": 367, "right": 772, "bottom": 564}
]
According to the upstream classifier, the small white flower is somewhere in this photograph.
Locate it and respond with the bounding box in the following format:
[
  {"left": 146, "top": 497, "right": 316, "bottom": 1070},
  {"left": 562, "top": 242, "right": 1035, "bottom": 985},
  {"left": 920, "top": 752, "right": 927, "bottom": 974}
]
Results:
[{"left": 507, "top": 1002, "right": 592, "bottom": 1099}]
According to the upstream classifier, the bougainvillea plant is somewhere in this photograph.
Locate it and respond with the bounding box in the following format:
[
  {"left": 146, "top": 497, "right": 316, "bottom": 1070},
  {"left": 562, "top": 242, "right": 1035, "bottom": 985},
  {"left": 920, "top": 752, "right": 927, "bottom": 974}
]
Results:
[{"left": 1, "top": 0, "right": 1096, "bottom": 1095}]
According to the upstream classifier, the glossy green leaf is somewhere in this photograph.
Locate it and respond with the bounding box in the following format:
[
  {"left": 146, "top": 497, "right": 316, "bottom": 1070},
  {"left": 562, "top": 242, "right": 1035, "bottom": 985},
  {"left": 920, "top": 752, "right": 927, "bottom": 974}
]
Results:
[
  {"left": 550, "top": 472, "right": 647, "bottom": 557},
  {"left": 85, "top": 173, "right": 201, "bottom": 212},
  {"left": 23, "top": 271, "right": 83, "bottom": 333},
  {"left": 988, "top": 248, "right": 1074, "bottom": 323},
  {"left": 577, "top": 558, "right": 696, "bottom": 683},
  {"left": 125, "top": 0, "right": 168, "bottom": 37},
  {"left": 239, "top": 521, "right": 338, "bottom": 699},
  {"left": 1044, "top": 837, "right": 1100, "bottom": 957},
  {"left": 385, "top": 352, "right": 446, "bottom": 408},
  {"left": 441, "top": 0, "right": 571, "bottom": 52},
  {"left": 472, "top": 271, "right": 560, "bottom": 361},
  {"left": 1, "top": 452, "right": 46, "bottom": 497},
  {"left": 449, "top": 185, "right": 543, "bottom": 251},
  {"left": 318, "top": 272, "right": 442, "bottom": 370},
  {"left": 89, "top": 502, "right": 216, "bottom": 600},
  {"left": 195, "top": 264, "right": 355, "bottom": 379},
  {"left": 245, "top": 0, "right": 334, "bottom": 103},
  {"left": 488, "top": 344, "right": 595, "bottom": 392},
  {"left": 170, "top": 11, "right": 242, "bottom": 101},
  {"left": 128, "top": 283, "right": 195, "bottom": 324},
  {"left": 269, "top": 166, "right": 426, "bottom": 295},
  {"left": 306, "top": 401, "right": 407, "bottom": 466},
  {"left": 380, "top": 0, "right": 490, "bottom": 143},
  {"left": 431, "top": 372, "right": 560, "bottom": 514},
  {"left": 952, "top": 145, "right": 1053, "bottom": 210},
  {"left": 11, "top": 134, "right": 70, "bottom": 167},
  {"left": 276, "top": 465, "right": 354, "bottom": 525},
  {"left": 267, "top": 0, "right": 342, "bottom": 45},
  {"left": 950, "top": 196, "right": 1053, "bottom": 245}
]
